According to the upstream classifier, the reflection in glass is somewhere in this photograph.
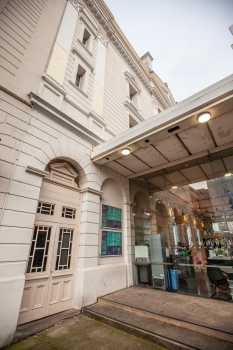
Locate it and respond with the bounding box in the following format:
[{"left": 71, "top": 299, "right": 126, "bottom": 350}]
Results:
[{"left": 133, "top": 174, "right": 233, "bottom": 302}]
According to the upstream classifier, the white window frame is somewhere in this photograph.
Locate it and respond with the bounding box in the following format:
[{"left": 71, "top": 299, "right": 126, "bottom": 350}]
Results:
[
  {"left": 129, "top": 115, "right": 138, "bottom": 128},
  {"left": 75, "top": 64, "right": 86, "bottom": 91},
  {"left": 82, "top": 27, "right": 91, "bottom": 52},
  {"left": 55, "top": 227, "right": 74, "bottom": 271},
  {"left": 37, "top": 201, "right": 55, "bottom": 215},
  {"left": 62, "top": 206, "right": 76, "bottom": 219},
  {"left": 129, "top": 83, "right": 138, "bottom": 106}
]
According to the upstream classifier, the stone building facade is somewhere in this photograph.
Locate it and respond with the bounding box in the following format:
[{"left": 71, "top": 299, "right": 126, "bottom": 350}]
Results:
[{"left": 0, "top": 0, "right": 174, "bottom": 346}]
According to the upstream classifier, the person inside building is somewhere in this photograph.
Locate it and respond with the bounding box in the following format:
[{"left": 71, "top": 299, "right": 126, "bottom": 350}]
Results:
[{"left": 205, "top": 248, "right": 232, "bottom": 301}]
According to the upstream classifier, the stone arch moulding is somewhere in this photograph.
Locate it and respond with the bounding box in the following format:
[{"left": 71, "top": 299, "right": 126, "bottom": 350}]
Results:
[
  {"left": 101, "top": 178, "right": 124, "bottom": 206},
  {"left": 26, "top": 150, "right": 100, "bottom": 192},
  {"left": 100, "top": 175, "right": 129, "bottom": 205}
]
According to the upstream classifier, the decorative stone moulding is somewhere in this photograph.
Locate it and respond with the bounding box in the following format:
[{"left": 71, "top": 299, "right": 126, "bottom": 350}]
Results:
[
  {"left": 69, "top": 0, "right": 84, "bottom": 12},
  {"left": 26, "top": 166, "right": 49, "bottom": 178},
  {"left": 83, "top": 0, "right": 152, "bottom": 91},
  {"left": 124, "top": 71, "right": 141, "bottom": 94},
  {"left": 83, "top": 0, "right": 171, "bottom": 108},
  {"left": 42, "top": 74, "right": 66, "bottom": 96}
]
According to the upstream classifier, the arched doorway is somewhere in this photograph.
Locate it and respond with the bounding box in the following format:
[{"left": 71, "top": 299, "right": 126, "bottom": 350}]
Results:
[{"left": 18, "top": 161, "right": 80, "bottom": 324}]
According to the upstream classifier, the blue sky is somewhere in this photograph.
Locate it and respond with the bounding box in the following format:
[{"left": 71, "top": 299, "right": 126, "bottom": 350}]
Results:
[{"left": 106, "top": 0, "right": 233, "bottom": 101}]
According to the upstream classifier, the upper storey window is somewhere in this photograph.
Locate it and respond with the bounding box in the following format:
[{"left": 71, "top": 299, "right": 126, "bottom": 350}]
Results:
[
  {"left": 129, "top": 83, "right": 138, "bottom": 105},
  {"left": 75, "top": 65, "right": 86, "bottom": 90},
  {"left": 129, "top": 115, "right": 138, "bottom": 128},
  {"left": 82, "top": 28, "right": 91, "bottom": 51}
]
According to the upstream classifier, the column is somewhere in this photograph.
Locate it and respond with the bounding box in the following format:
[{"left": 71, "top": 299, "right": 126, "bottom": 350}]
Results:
[
  {"left": 0, "top": 165, "right": 44, "bottom": 347},
  {"left": 46, "top": 1, "right": 79, "bottom": 85},
  {"left": 123, "top": 201, "right": 134, "bottom": 287},
  {"left": 92, "top": 34, "right": 107, "bottom": 117},
  {"left": 73, "top": 187, "right": 101, "bottom": 308}
]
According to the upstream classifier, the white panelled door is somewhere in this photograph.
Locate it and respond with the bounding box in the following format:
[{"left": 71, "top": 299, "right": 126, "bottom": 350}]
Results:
[{"left": 18, "top": 162, "right": 80, "bottom": 325}]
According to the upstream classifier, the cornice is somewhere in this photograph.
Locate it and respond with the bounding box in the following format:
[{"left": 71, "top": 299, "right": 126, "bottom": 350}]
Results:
[
  {"left": 124, "top": 100, "right": 144, "bottom": 122},
  {"left": 80, "top": 187, "right": 103, "bottom": 196},
  {"left": 42, "top": 74, "right": 66, "bottom": 96},
  {"left": 29, "top": 92, "right": 104, "bottom": 146},
  {"left": 26, "top": 166, "right": 49, "bottom": 177},
  {"left": 72, "top": 47, "right": 94, "bottom": 72},
  {"left": 83, "top": 0, "right": 175, "bottom": 108},
  {"left": 69, "top": 0, "right": 84, "bottom": 12},
  {"left": 89, "top": 111, "right": 106, "bottom": 126},
  {"left": 151, "top": 86, "right": 170, "bottom": 109},
  {"left": 0, "top": 85, "right": 31, "bottom": 107},
  {"left": 84, "top": 0, "right": 152, "bottom": 93}
]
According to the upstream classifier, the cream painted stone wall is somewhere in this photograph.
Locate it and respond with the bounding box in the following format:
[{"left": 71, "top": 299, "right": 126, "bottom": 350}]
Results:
[
  {"left": 0, "top": 0, "right": 66, "bottom": 99},
  {"left": 47, "top": 2, "right": 78, "bottom": 85},
  {"left": 0, "top": 0, "right": 173, "bottom": 346},
  {"left": 0, "top": 0, "right": 164, "bottom": 142},
  {"left": 103, "top": 41, "right": 155, "bottom": 134},
  {"left": 0, "top": 90, "right": 132, "bottom": 347},
  {"left": 42, "top": 1, "right": 160, "bottom": 138}
]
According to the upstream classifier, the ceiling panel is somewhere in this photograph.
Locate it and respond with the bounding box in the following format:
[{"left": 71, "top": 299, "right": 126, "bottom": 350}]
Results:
[
  {"left": 209, "top": 97, "right": 233, "bottom": 118},
  {"left": 133, "top": 146, "right": 168, "bottom": 168},
  {"left": 200, "top": 160, "right": 225, "bottom": 179},
  {"left": 181, "top": 166, "right": 206, "bottom": 183},
  {"left": 155, "top": 135, "right": 189, "bottom": 162},
  {"left": 117, "top": 154, "right": 150, "bottom": 173},
  {"left": 209, "top": 111, "right": 233, "bottom": 146},
  {"left": 149, "top": 175, "right": 170, "bottom": 189},
  {"left": 108, "top": 161, "right": 134, "bottom": 176},
  {"left": 165, "top": 171, "right": 187, "bottom": 185},
  {"left": 223, "top": 155, "right": 233, "bottom": 172},
  {"left": 178, "top": 124, "right": 215, "bottom": 154}
]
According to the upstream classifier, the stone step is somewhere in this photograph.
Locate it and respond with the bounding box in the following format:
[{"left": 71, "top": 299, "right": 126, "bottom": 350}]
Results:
[{"left": 84, "top": 299, "right": 233, "bottom": 350}]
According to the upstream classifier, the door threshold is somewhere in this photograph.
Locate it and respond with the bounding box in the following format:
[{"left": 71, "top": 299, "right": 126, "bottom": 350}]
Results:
[{"left": 14, "top": 309, "right": 80, "bottom": 343}]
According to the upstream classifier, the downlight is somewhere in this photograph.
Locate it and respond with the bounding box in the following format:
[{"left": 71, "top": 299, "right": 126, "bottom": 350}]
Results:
[
  {"left": 121, "top": 148, "right": 131, "bottom": 156},
  {"left": 197, "top": 112, "right": 211, "bottom": 124}
]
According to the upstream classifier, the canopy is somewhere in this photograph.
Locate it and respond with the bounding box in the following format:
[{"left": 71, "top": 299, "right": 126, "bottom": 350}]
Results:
[{"left": 92, "top": 75, "right": 233, "bottom": 191}]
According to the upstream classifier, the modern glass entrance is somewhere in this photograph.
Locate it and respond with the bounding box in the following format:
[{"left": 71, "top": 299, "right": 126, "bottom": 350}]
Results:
[{"left": 133, "top": 173, "right": 233, "bottom": 302}]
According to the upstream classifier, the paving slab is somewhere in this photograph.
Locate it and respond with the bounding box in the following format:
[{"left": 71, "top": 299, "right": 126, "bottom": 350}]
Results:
[{"left": 6, "top": 314, "right": 166, "bottom": 350}]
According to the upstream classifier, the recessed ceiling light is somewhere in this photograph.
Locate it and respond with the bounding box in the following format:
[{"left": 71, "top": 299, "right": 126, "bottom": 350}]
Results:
[
  {"left": 121, "top": 148, "right": 131, "bottom": 156},
  {"left": 197, "top": 112, "right": 211, "bottom": 124},
  {"left": 224, "top": 172, "right": 232, "bottom": 177},
  {"left": 171, "top": 186, "right": 178, "bottom": 190}
]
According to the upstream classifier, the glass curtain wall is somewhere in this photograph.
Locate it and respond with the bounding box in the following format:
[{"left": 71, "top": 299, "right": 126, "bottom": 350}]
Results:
[{"left": 133, "top": 174, "right": 233, "bottom": 302}]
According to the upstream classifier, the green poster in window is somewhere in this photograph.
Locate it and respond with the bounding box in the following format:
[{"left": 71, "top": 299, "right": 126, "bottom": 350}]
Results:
[
  {"left": 102, "top": 205, "right": 122, "bottom": 229},
  {"left": 101, "top": 230, "right": 122, "bottom": 256}
]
